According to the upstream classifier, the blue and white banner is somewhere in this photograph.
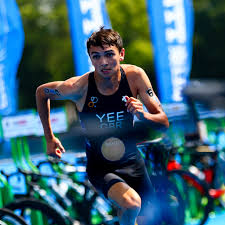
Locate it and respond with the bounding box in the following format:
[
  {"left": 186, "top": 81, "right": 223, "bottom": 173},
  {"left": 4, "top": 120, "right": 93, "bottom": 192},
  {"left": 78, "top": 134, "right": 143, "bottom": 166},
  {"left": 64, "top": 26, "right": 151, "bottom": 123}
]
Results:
[
  {"left": 0, "top": 0, "right": 24, "bottom": 115},
  {"left": 1, "top": 107, "right": 68, "bottom": 139},
  {"left": 66, "top": 0, "right": 111, "bottom": 76},
  {"left": 146, "top": 0, "right": 194, "bottom": 103},
  {"left": 1, "top": 109, "right": 36, "bottom": 139}
]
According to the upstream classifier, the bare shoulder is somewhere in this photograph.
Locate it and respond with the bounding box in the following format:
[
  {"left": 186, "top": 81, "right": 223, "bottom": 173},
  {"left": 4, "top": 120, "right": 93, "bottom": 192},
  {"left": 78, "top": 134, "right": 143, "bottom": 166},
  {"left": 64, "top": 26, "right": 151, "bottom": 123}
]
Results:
[
  {"left": 121, "top": 64, "right": 147, "bottom": 81},
  {"left": 61, "top": 73, "right": 89, "bottom": 100},
  {"left": 63, "top": 73, "right": 88, "bottom": 89},
  {"left": 121, "top": 64, "right": 151, "bottom": 94}
]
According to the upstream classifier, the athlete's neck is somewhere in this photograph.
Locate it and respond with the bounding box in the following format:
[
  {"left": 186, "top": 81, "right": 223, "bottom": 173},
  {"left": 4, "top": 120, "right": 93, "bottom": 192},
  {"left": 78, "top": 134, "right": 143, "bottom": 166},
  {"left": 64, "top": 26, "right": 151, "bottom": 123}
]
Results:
[{"left": 94, "top": 70, "right": 121, "bottom": 95}]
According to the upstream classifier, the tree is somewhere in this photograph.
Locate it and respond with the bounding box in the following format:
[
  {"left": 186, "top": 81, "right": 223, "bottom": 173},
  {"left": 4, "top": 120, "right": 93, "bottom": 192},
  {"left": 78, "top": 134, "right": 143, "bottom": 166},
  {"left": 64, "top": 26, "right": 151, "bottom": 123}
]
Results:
[
  {"left": 192, "top": 0, "right": 225, "bottom": 79},
  {"left": 17, "top": 0, "right": 73, "bottom": 109}
]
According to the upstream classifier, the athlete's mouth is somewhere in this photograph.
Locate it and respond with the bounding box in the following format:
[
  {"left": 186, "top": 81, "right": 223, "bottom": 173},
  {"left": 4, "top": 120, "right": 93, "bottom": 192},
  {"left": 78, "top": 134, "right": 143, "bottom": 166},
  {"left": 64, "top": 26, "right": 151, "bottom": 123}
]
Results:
[{"left": 101, "top": 69, "right": 111, "bottom": 73}]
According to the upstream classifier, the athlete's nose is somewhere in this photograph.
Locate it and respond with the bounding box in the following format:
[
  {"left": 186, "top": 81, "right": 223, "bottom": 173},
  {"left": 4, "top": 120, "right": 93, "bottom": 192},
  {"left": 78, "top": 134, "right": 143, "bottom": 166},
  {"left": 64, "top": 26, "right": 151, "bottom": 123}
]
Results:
[{"left": 100, "top": 56, "right": 108, "bottom": 67}]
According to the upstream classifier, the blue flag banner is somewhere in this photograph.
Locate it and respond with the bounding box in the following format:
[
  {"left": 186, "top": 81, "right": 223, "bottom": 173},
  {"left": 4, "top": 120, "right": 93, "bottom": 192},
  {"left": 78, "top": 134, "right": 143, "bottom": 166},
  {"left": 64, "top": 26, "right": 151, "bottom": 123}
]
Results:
[
  {"left": 0, "top": 0, "right": 24, "bottom": 115},
  {"left": 146, "top": 0, "right": 194, "bottom": 103},
  {"left": 66, "top": 0, "right": 111, "bottom": 76}
]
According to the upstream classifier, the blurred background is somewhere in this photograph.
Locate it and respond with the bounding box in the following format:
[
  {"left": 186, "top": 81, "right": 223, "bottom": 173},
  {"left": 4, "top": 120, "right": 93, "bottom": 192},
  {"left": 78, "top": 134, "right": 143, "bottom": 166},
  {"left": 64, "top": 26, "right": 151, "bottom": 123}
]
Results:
[
  {"left": 0, "top": 0, "right": 224, "bottom": 224},
  {"left": 13, "top": 0, "right": 225, "bottom": 109}
]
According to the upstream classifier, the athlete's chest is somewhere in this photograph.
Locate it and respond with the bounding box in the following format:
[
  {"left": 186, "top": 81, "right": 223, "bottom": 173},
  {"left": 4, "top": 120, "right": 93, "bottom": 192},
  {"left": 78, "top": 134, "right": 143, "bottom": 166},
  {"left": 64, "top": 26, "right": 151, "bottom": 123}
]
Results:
[
  {"left": 83, "top": 94, "right": 130, "bottom": 129},
  {"left": 79, "top": 70, "right": 134, "bottom": 130}
]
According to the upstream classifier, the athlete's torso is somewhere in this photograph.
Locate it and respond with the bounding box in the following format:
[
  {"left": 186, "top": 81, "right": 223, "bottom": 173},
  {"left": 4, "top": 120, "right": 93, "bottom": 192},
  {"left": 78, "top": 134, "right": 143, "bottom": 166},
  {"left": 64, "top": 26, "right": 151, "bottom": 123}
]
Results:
[{"left": 78, "top": 67, "right": 138, "bottom": 165}]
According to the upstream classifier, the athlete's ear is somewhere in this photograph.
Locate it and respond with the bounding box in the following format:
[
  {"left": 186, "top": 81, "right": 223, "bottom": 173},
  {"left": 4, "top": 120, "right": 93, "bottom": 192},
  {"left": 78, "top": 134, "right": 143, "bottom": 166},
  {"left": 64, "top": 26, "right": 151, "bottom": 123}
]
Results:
[{"left": 119, "top": 48, "right": 125, "bottom": 61}]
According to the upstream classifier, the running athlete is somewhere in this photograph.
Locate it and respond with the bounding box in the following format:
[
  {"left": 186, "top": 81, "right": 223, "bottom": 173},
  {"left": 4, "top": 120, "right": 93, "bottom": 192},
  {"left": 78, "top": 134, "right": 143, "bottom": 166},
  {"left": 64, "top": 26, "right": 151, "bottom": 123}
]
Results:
[{"left": 36, "top": 27, "right": 169, "bottom": 225}]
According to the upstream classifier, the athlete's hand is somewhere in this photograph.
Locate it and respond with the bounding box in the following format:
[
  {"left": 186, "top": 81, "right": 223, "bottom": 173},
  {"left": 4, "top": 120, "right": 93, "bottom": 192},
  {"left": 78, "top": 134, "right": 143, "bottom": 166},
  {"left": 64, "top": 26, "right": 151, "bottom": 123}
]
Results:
[
  {"left": 46, "top": 136, "right": 66, "bottom": 158},
  {"left": 125, "top": 96, "right": 145, "bottom": 120}
]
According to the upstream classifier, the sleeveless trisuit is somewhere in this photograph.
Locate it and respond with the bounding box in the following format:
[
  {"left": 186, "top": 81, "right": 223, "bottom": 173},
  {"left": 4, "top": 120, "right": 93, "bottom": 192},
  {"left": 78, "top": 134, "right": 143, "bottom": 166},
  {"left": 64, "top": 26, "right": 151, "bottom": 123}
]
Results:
[{"left": 78, "top": 67, "right": 154, "bottom": 211}]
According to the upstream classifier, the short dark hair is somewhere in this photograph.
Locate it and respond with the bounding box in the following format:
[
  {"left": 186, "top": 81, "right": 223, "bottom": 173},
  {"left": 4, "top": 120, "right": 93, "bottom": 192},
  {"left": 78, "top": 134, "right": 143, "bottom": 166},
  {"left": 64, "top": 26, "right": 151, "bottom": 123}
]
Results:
[{"left": 86, "top": 27, "right": 123, "bottom": 54}]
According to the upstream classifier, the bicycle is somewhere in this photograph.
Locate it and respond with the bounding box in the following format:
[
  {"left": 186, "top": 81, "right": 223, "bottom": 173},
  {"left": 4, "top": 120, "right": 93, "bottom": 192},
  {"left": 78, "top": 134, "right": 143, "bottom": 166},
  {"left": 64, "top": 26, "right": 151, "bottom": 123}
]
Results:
[
  {"left": 166, "top": 98, "right": 225, "bottom": 212},
  {"left": 136, "top": 137, "right": 185, "bottom": 225},
  {"left": 169, "top": 134, "right": 225, "bottom": 211},
  {"left": 137, "top": 137, "right": 213, "bottom": 225},
  {"left": 1, "top": 168, "right": 78, "bottom": 225}
]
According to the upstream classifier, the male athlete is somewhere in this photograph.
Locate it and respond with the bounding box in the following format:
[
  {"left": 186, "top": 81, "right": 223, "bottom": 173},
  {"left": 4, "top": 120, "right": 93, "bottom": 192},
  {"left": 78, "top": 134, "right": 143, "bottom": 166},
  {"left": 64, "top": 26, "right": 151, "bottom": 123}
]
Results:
[{"left": 36, "top": 27, "right": 169, "bottom": 225}]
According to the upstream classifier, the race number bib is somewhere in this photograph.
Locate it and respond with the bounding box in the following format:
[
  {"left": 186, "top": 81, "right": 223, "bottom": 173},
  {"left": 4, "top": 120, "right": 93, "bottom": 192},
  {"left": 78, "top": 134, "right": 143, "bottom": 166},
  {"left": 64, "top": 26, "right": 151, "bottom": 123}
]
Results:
[{"left": 101, "top": 137, "right": 125, "bottom": 161}]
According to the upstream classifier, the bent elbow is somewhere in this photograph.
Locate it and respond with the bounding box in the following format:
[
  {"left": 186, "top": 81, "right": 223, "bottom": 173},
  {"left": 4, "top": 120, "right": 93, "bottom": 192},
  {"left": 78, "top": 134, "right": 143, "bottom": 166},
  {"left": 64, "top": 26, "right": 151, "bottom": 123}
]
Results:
[
  {"left": 36, "top": 85, "right": 43, "bottom": 96},
  {"left": 36, "top": 85, "right": 49, "bottom": 102}
]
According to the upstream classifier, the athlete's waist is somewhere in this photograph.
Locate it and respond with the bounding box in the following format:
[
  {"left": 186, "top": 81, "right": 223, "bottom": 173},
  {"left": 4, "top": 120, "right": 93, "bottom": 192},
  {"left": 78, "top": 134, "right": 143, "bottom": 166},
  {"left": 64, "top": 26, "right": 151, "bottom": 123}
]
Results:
[{"left": 86, "top": 149, "right": 142, "bottom": 169}]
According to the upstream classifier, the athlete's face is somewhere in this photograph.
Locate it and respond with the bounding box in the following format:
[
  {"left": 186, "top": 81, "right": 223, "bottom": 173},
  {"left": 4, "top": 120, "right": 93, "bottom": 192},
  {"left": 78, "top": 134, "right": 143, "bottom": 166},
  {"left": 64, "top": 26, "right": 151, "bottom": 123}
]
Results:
[{"left": 89, "top": 45, "right": 125, "bottom": 77}]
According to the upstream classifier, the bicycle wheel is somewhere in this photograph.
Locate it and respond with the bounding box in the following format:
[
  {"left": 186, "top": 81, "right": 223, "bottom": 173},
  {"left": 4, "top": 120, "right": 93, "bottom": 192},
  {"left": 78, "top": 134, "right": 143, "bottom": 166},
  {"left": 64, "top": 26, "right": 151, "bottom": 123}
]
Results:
[
  {"left": 0, "top": 208, "right": 28, "bottom": 225},
  {"left": 4, "top": 198, "right": 68, "bottom": 225},
  {"left": 168, "top": 170, "right": 213, "bottom": 225}
]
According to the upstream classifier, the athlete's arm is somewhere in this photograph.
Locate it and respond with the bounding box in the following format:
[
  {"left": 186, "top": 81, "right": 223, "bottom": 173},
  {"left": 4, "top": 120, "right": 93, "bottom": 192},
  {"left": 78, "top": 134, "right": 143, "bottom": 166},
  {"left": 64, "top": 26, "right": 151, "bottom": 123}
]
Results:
[
  {"left": 36, "top": 76, "right": 87, "bottom": 157},
  {"left": 126, "top": 66, "right": 169, "bottom": 130}
]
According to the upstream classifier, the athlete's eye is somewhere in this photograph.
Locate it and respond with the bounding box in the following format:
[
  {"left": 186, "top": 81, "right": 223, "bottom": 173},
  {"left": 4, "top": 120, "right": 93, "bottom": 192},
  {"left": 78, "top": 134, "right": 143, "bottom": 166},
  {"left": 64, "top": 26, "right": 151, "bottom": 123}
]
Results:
[
  {"left": 92, "top": 55, "right": 100, "bottom": 60},
  {"left": 105, "top": 52, "right": 114, "bottom": 58}
]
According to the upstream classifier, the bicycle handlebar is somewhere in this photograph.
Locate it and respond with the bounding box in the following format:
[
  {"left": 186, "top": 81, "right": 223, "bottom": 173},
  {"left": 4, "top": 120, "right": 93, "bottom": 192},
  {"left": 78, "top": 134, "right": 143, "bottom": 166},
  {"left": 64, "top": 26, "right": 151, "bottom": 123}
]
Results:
[{"left": 136, "top": 137, "right": 163, "bottom": 147}]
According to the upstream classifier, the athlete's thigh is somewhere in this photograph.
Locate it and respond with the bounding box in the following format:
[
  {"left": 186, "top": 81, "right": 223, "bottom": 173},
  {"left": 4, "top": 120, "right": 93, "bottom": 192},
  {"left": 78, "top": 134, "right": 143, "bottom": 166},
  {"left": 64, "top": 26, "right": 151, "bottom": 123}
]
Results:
[{"left": 88, "top": 167, "right": 141, "bottom": 208}]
